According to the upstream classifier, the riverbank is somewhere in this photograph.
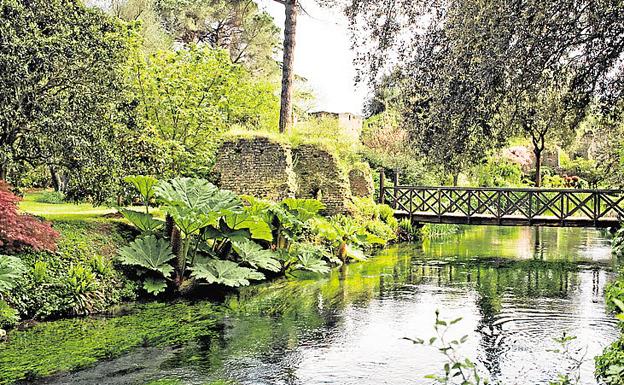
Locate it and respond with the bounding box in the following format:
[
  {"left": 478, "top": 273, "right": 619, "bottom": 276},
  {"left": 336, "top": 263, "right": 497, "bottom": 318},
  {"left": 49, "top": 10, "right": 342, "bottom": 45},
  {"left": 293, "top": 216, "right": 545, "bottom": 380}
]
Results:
[{"left": 1, "top": 226, "right": 619, "bottom": 385}]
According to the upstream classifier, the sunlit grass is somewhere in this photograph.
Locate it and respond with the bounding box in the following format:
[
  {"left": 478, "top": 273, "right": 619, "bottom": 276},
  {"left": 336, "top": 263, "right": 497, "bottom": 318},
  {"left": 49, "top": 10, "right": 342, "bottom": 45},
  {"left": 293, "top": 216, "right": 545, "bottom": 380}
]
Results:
[
  {"left": 19, "top": 191, "right": 115, "bottom": 220},
  {"left": 19, "top": 190, "right": 164, "bottom": 221}
]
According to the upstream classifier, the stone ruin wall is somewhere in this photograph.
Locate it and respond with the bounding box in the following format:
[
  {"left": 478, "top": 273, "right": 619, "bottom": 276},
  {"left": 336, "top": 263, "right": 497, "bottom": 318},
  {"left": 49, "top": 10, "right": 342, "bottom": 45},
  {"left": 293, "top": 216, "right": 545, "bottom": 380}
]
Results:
[
  {"left": 292, "top": 144, "right": 351, "bottom": 215},
  {"left": 212, "top": 136, "right": 297, "bottom": 201},
  {"left": 348, "top": 167, "right": 374, "bottom": 198},
  {"left": 213, "top": 136, "right": 375, "bottom": 215}
]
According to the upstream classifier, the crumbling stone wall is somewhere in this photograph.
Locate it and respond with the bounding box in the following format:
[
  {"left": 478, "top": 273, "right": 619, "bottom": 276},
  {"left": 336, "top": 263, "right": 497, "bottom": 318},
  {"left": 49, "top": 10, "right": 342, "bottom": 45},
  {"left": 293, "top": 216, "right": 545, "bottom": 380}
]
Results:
[
  {"left": 213, "top": 136, "right": 297, "bottom": 200},
  {"left": 348, "top": 167, "right": 374, "bottom": 198},
  {"left": 293, "top": 144, "right": 351, "bottom": 215},
  {"left": 213, "top": 135, "right": 354, "bottom": 215}
]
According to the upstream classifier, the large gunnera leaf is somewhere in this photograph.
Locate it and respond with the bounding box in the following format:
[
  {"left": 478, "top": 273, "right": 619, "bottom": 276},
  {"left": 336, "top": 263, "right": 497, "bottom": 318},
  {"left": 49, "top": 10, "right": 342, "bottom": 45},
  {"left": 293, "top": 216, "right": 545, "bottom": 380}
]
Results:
[
  {"left": 231, "top": 239, "right": 281, "bottom": 272},
  {"left": 117, "top": 235, "right": 175, "bottom": 277},
  {"left": 190, "top": 259, "right": 264, "bottom": 287},
  {"left": 124, "top": 175, "right": 158, "bottom": 202},
  {"left": 224, "top": 212, "right": 272, "bottom": 241},
  {"left": 293, "top": 252, "right": 330, "bottom": 274},
  {"left": 282, "top": 198, "right": 325, "bottom": 221},
  {"left": 118, "top": 208, "right": 164, "bottom": 233},
  {"left": 143, "top": 277, "right": 168, "bottom": 295},
  {"left": 156, "top": 178, "right": 242, "bottom": 213},
  {"left": 0, "top": 255, "right": 26, "bottom": 293}
]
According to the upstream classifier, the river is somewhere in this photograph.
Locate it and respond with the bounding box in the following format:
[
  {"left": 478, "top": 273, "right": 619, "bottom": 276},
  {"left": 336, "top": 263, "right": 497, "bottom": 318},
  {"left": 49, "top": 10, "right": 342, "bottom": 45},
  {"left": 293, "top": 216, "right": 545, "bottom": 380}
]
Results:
[{"left": 26, "top": 226, "right": 620, "bottom": 385}]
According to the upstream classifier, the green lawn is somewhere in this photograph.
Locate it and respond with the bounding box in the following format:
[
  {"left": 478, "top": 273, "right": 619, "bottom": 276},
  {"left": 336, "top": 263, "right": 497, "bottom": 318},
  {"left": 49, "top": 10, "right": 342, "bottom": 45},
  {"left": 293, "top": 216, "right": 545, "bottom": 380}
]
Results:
[
  {"left": 19, "top": 190, "right": 164, "bottom": 221},
  {"left": 19, "top": 191, "right": 116, "bottom": 220}
]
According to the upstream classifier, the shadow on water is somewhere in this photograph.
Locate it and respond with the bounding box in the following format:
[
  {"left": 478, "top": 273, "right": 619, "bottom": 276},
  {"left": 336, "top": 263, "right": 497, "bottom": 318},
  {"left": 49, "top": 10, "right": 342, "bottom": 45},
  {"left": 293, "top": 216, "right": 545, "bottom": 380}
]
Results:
[{"left": 26, "top": 226, "right": 620, "bottom": 385}]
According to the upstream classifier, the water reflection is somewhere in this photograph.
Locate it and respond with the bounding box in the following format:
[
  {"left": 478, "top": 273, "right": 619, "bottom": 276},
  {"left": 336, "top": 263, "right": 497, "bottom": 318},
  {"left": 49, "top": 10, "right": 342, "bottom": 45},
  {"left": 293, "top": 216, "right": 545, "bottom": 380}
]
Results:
[
  {"left": 33, "top": 226, "right": 621, "bottom": 385},
  {"left": 197, "top": 226, "right": 619, "bottom": 385}
]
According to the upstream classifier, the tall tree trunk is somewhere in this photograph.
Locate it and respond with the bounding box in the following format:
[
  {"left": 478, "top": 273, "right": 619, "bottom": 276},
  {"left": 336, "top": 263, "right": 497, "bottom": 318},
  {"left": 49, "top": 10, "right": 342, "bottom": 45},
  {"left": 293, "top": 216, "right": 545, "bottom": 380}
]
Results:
[
  {"left": 50, "top": 166, "right": 61, "bottom": 192},
  {"left": 278, "top": 0, "right": 297, "bottom": 133},
  {"left": 534, "top": 147, "right": 542, "bottom": 187},
  {"left": 0, "top": 164, "right": 7, "bottom": 182},
  {"left": 452, "top": 173, "right": 459, "bottom": 187}
]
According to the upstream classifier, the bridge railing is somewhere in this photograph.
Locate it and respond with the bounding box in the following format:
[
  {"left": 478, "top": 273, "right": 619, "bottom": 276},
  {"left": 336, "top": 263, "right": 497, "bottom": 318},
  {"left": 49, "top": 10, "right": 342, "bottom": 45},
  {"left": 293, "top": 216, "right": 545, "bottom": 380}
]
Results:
[{"left": 380, "top": 185, "right": 624, "bottom": 225}]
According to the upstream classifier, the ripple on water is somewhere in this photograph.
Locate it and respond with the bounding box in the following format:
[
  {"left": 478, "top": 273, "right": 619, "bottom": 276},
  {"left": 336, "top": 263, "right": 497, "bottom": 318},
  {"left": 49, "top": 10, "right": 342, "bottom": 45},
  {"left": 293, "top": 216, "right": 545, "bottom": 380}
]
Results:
[{"left": 26, "top": 227, "right": 622, "bottom": 385}]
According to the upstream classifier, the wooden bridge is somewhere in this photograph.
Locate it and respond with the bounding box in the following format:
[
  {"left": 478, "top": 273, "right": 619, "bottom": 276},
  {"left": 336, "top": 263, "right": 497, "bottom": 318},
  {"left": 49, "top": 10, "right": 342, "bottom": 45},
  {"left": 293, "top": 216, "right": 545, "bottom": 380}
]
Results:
[{"left": 378, "top": 174, "right": 624, "bottom": 228}]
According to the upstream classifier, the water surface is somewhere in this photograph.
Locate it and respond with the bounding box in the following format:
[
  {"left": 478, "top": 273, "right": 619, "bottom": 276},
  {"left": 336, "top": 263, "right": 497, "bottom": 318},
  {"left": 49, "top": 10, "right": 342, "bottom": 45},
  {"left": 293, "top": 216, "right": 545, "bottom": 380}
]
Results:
[{"left": 33, "top": 226, "right": 620, "bottom": 385}]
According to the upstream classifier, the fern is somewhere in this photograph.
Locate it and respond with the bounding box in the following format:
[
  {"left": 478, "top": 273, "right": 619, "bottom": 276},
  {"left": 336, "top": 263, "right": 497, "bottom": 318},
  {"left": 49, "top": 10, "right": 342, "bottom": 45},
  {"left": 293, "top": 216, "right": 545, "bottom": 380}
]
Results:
[{"left": 190, "top": 259, "right": 264, "bottom": 287}]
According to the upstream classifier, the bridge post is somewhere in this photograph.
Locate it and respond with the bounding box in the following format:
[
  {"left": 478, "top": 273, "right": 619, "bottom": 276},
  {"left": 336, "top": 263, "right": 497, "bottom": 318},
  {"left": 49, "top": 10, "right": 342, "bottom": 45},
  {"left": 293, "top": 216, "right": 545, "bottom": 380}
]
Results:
[
  {"left": 393, "top": 171, "right": 399, "bottom": 209},
  {"left": 378, "top": 169, "right": 385, "bottom": 204}
]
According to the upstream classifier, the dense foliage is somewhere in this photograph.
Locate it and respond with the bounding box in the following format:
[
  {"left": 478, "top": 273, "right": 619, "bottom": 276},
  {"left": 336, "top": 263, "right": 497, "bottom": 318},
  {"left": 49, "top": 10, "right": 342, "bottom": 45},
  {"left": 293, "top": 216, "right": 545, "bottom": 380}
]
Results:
[
  {"left": 128, "top": 47, "right": 279, "bottom": 177},
  {"left": 596, "top": 229, "right": 624, "bottom": 384},
  {"left": 117, "top": 176, "right": 397, "bottom": 295},
  {"left": 1, "top": 221, "right": 135, "bottom": 329},
  {"left": 346, "top": 0, "right": 624, "bottom": 185},
  {"left": 0, "top": 0, "right": 134, "bottom": 201}
]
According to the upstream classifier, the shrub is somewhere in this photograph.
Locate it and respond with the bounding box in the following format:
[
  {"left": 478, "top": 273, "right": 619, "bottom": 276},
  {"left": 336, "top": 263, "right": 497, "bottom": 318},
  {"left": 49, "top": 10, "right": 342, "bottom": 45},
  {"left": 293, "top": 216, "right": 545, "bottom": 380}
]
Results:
[
  {"left": 470, "top": 157, "right": 524, "bottom": 187},
  {"left": 7, "top": 221, "right": 135, "bottom": 320},
  {"left": 0, "top": 181, "right": 59, "bottom": 253},
  {"left": 0, "top": 299, "right": 18, "bottom": 329}
]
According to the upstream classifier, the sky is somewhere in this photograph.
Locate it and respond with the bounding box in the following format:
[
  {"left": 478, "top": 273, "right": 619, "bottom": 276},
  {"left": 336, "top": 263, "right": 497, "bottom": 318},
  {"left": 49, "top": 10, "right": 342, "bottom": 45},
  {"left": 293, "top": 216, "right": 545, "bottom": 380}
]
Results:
[{"left": 256, "top": 0, "right": 367, "bottom": 115}]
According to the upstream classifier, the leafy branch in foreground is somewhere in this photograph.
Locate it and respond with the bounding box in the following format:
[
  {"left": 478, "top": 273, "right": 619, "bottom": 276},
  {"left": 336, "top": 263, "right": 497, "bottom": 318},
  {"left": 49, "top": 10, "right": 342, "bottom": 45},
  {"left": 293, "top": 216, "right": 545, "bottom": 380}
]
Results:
[
  {"left": 404, "top": 311, "right": 487, "bottom": 385},
  {"left": 407, "top": 311, "right": 588, "bottom": 385}
]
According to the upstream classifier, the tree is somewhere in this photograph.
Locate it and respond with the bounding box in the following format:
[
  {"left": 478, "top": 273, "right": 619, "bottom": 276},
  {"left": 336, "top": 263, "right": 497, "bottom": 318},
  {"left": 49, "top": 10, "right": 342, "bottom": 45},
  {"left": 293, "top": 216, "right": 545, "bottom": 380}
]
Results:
[
  {"left": 151, "top": 0, "right": 281, "bottom": 76},
  {"left": 0, "top": 0, "right": 134, "bottom": 201},
  {"left": 277, "top": 0, "right": 298, "bottom": 133},
  {"left": 500, "top": 76, "right": 577, "bottom": 186},
  {"left": 129, "top": 47, "right": 279, "bottom": 176},
  {"left": 345, "top": 0, "right": 624, "bottom": 183}
]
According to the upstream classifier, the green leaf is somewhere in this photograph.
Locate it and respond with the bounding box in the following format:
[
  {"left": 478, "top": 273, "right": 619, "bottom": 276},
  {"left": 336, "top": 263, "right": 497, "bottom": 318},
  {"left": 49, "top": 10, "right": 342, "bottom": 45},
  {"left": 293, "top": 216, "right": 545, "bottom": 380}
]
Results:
[
  {"left": 345, "top": 244, "right": 367, "bottom": 261},
  {"left": 190, "top": 259, "right": 265, "bottom": 287},
  {"left": 289, "top": 243, "right": 331, "bottom": 274},
  {"left": 156, "top": 178, "right": 242, "bottom": 214},
  {"left": 155, "top": 177, "right": 220, "bottom": 209},
  {"left": 224, "top": 212, "right": 273, "bottom": 242},
  {"left": 231, "top": 239, "right": 281, "bottom": 272},
  {"left": 0, "top": 255, "right": 25, "bottom": 293},
  {"left": 143, "top": 277, "right": 168, "bottom": 295},
  {"left": 117, "top": 235, "right": 175, "bottom": 277},
  {"left": 165, "top": 206, "right": 220, "bottom": 237},
  {"left": 118, "top": 208, "right": 164, "bottom": 233},
  {"left": 612, "top": 298, "right": 624, "bottom": 312},
  {"left": 124, "top": 175, "right": 158, "bottom": 203},
  {"left": 282, "top": 198, "right": 325, "bottom": 221}
]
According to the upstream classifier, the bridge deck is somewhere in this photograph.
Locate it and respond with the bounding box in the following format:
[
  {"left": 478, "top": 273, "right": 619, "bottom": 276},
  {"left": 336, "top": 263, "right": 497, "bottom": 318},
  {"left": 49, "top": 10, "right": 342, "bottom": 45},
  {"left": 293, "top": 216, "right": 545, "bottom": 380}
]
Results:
[
  {"left": 379, "top": 182, "right": 624, "bottom": 228},
  {"left": 395, "top": 210, "right": 620, "bottom": 228}
]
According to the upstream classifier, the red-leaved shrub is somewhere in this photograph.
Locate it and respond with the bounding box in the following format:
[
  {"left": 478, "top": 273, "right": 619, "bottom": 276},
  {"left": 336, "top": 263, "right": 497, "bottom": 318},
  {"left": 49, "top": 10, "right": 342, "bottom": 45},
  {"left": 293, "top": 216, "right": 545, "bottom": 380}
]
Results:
[{"left": 0, "top": 181, "right": 59, "bottom": 252}]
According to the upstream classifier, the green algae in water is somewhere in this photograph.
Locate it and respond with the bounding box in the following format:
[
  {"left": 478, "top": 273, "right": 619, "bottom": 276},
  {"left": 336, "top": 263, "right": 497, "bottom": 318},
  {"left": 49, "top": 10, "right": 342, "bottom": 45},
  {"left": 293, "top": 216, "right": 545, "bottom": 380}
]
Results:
[{"left": 0, "top": 301, "right": 220, "bottom": 385}]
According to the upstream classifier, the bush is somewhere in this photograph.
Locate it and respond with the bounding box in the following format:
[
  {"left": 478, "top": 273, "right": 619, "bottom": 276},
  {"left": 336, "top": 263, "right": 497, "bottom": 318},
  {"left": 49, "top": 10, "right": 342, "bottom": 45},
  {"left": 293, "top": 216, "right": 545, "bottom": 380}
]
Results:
[
  {"left": 35, "top": 190, "right": 66, "bottom": 204},
  {"left": 0, "top": 299, "right": 19, "bottom": 329},
  {"left": 470, "top": 157, "right": 524, "bottom": 187},
  {"left": 6, "top": 221, "right": 136, "bottom": 320},
  {"left": 0, "top": 181, "right": 59, "bottom": 253}
]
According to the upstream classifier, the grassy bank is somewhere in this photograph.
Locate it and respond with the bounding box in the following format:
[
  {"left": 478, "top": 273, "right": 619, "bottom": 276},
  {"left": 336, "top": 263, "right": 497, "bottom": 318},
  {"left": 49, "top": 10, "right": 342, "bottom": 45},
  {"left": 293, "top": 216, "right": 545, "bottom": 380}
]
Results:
[{"left": 0, "top": 301, "right": 219, "bottom": 385}]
